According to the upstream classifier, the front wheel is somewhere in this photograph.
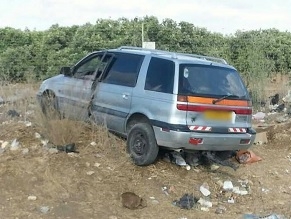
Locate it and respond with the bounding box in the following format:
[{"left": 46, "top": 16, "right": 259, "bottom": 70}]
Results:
[{"left": 127, "top": 123, "right": 159, "bottom": 166}]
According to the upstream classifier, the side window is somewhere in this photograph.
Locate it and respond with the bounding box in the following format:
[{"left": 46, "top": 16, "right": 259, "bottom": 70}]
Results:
[
  {"left": 145, "top": 57, "right": 175, "bottom": 93},
  {"left": 74, "top": 55, "right": 102, "bottom": 79},
  {"left": 102, "top": 53, "right": 144, "bottom": 87}
]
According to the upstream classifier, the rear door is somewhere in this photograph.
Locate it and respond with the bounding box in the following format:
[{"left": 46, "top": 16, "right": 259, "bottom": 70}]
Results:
[{"left": 91, "top": 52, "right": 145, "bottom": 133}]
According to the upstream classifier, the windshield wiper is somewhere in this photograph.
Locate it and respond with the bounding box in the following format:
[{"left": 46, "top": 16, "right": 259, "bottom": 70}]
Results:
[{"left": 212, "top": 94, "right": 240, "bottom": 104}]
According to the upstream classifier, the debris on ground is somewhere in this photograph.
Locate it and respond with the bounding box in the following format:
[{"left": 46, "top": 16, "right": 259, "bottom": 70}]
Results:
[
  {"left": 173, "top": 194, "right": 198, "bottom": 210},
  {"left": 7, "top": 109, "right": 20, "bottom": 117},
  {"left": 236, "top": 150, "right": 262, "bottom": 164},
  {"left": 242, "top": 213, "right": 286, "bottom": 219},
  {"left": 56, "top": 143, "right": 79, "bottom": 153},
  {"left": 121, "top": 192, "right": 146, "bottom": 210},
  {"left": 252, "top": 112, "right": 266, "bottom": 121},
  {"left": 200, "top": 182, "right": 211, "bottom": 197}
]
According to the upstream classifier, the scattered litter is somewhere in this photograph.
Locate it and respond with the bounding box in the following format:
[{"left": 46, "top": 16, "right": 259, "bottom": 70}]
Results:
[
  {"left": 1, "top": 141, "right": 9, "bottom": 149},
  {"left": 56, "top": 143, "right": 79, "bottom": 153},
  {"left": 173, "top": 194, "right": 198, "bottom": 210},
  {"left": 22, "top": 148, "right": 29, "bottom": 155},
  {"left": 121, "top": 192, "right": 146, "bottom": 209},
  {"left": 200, "top": 207, "right": 209, "bottom": 212},
  {"left": 35, "top": 133, "right": 41, "bottom": 139},
  {"left": 200, "top": 183, "right": 211, "bottom": 197},
  {"left": 94, "top": 162, "right": 101, "bottom": 167},
  {"left": 10, "top": 139, "right": 20, "bottom": 151},
  {"left": 227, "top": 197, "right": 235, "bottom": 204},
  {"left": 236, "top": 150, "right": 262, "bottom": 164},
  {"left": 151, "top": 199, "right": 159, "bottom": 205},
  {"left": 215, "top": 205, "right": 226, "bottom": 214},
  {"left": 223, "top": 181, "right": 234, "bottom": 191},
  {"left": 24, "top": 121, "right": 32, "bottom": 127},
  {"left": 252, "top": 112, "right": 266, "bottom": 120},
  {"left": 48, "top": 148, "right": 58, "bottom": 154},
  {"left": 198, "top": 198, "right": 212, "bottom": 208},
  {"left": 276, "top": 115, "right": 288, "bottom": 123},
  {"left": 90, "top": 141, "right": 97, "bottom": 146},
  {"left": 7, "top": 109, "right": 20, "bottom": 117},
  {"left": 41, "top": 139, "right": 49, "bottom": 147},
  {"left": 171, "top": 151, "right": 187, "bottom": 166},
  {"left": 27, "top": 195, "right": 37, "bottom": 201},
  {"left": 162, "top": 186, "right": 169, "bottom": 196},
  {"left": 243, "top": 213, "right": 286, "bottom": 219},
  {"left": 86, "top": 171, "right": 95, "bottom": 176},
  {"left": 39, "top": 206, "right": 50, "bottom": 214}
]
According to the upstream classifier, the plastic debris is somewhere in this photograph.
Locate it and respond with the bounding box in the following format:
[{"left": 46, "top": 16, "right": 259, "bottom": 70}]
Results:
[
  {"left": 56, "top": 143, "right": 79, "bottom": 153},
  {"left": 171, "top": 151, "right": 187, "bottom": 166},
  {"left": 10, "top": 139, "right": 20, "bottom": 151},
  {"left": 198, "top": 198, "right": 212, "bottom": 208},
  {"left": 223, "top": 181, "right": 234, "bottom": 191},
  {"left": 252, "top": 112, "right": 266, "bottom": 120},
  {"left": 173, "top": 194, "right": 198, "bottom": 210},
  {"left": 236, "top": 150, "right": 262, "bottom": 164},
  {"left": 243, "top": 213, "right": 286, "bottom": 219}
]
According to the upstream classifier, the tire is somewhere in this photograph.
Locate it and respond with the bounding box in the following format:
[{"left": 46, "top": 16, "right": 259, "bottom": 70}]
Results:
[
  {"left": 127, "top": 123, "right": 159, "bottom": 166},
  {"left": 41, "top": 92, "right": 60, "bottom": 119}
]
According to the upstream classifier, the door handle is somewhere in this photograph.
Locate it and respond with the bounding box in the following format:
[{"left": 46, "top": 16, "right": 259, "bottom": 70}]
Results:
[{"left": 122, "top": 93, "right": 130, "bottom": 99}]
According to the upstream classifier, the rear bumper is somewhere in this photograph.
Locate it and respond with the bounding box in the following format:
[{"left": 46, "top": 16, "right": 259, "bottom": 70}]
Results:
[{"left": 153, "top": 126, "right": 256, "bottom": 151}]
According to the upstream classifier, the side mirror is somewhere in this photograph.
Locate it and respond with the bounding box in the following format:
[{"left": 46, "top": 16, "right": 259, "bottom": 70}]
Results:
[{"left": 60, "top": 67, "right": 72, "bottom": 76}]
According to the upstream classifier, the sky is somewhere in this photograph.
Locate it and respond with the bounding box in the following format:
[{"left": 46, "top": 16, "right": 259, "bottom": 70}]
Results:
[{"left": 0, "top": 0, "right": 291, "bottom": 35}]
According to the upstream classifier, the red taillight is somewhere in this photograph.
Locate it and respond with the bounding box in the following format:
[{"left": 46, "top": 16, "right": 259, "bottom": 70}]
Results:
[
  {"left": 189, "top": 138, "right": 203, "bottom": 145},
  {"left": 177, "top": 104, "right": 252, "bottom": 115}
]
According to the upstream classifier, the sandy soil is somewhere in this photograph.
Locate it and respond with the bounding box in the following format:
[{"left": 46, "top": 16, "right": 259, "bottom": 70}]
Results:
[{"left": 0, "top": 84, "right": 290, "bottom": 219}]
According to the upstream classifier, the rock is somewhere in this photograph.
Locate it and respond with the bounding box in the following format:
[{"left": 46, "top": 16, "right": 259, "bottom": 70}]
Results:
[
  {"left": 48, "top": 148, "right": 58, "bottom": 154},
  {"left": 200, "top": 183, "right": 211, "bottom": 196},
  {"left": 151, "top": 199, "right": 159, "bottom": 205},
  {"left": 39, "top": 206, "right": 50, "bottom": 214},
  {"left": 10, "top": 139, "right": 20, "bottom": 151},
  {"left": 27, "top": 195, "right": 37, "bottom": 201},
  {"left": 35, "top": 132, "right": 41, "bottom": 139},
  {"left": 1, "top": 141, "right": 9, "bottom": 149},
  {"left": 198, "top": 198, "right": 212, "bottom": 208},
  {"left": 223, "top": 181, "right": 234, "bottom": 191},
  {"left": 121, "top": 192, "right": 146, "bottom": 209},
  {"left": 215, "top": 205, "right": 226, "bottom": 214},
  {"left": 86, "top": 171, "right": 95, "bottom": 176},
  {"left": 276, "top": 115, "right": 288, "bottom": 123},
  {"left": 22, "top": 148, "right": 29, "bottom": 155},
  {"left": 25, "top": 121, "right": 32, "bottom": 127},
  {"left": 90, "top": 141, "right": 97, "bottom": 146},
  {"left": 94, "top": 162, "right": 101, "bottom": 167},
  {"left": 200, "top": 207, "right": 209, "bottom": 212}
]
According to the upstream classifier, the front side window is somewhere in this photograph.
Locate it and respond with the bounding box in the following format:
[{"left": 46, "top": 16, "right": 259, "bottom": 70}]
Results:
[
  {"left": 179, "top": 64, "right": 248, "bottom": 99},
  {"left": 145, "top": 57, "right": 175, "bottom": 93},
  {"left": 102, "top": 53, "right": 144, "bottom": 87},
  {"left": 74, "top": 54, "right": 102, "bottom": 79}
]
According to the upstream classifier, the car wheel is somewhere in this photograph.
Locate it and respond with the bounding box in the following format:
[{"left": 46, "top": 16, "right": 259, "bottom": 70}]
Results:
[
  {"left": 127, "top": 123, "right": 159, "bottom": 166},
  {"left": 41, "top": 92, "right": 60, "bottom": 119}
]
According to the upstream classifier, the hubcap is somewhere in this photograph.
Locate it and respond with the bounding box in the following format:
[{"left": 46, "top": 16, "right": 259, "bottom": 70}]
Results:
[{"left": 132, "top": 133, "right": 147, "bottom": 155}]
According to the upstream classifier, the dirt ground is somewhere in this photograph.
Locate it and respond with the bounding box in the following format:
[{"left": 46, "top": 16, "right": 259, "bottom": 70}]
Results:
[{"left": 0, "top": 84, "right": 291, "bottom": 219}]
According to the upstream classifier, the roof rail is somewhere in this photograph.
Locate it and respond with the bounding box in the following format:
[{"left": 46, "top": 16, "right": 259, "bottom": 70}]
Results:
[{"left": 117, "top": 46, "right": 227, "bottom": 64}]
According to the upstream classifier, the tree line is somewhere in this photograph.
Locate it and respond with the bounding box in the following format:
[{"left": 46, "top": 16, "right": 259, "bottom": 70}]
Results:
[{"left": 0, "top": 16, "right": 291, "bottom": 103}]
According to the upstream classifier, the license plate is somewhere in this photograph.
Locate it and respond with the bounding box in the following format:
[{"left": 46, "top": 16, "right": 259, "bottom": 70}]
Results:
[{"left": 204, "top": 110, "right": 232, "bottom": 121}]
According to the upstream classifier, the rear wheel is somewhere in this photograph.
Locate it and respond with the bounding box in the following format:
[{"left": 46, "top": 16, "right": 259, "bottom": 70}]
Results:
[{"left": 127, "top": 123, "right": 159, "bottom": 166}]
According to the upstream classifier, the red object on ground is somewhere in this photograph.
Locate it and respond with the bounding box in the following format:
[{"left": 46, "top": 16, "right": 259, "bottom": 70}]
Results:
[{"left": 236, "top": 150, "right": 262, "bottom": 164}]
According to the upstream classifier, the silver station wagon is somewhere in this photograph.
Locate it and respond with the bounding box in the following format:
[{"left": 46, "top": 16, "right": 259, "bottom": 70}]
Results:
[{"left": 37, "top": 46, "right": 256, "bottom": 166}]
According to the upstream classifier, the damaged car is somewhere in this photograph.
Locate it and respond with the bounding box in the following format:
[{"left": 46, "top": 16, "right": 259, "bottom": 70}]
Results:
[{"left": 37, "top": 46, "right": 256, "bottom": 166}]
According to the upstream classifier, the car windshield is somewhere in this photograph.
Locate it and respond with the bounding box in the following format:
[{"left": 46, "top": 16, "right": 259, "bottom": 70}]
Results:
[{"left": 178, "top": 64, "right": 249, "bottom": 99}]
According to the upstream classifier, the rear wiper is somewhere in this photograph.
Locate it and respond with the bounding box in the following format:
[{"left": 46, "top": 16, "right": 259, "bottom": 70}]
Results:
[{"left": 212, "top": 94, "right": 240, "bottom": 104}]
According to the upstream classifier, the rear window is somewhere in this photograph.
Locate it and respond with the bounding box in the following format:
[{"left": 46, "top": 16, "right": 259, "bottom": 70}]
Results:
[{"left": 178, "top": 64, "right": 248, "bottom": 99}]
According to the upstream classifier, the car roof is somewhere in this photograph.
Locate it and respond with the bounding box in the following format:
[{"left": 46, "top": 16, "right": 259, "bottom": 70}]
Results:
[{"left": 107, "top": 46, "right": 232, "bottom": 68}]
